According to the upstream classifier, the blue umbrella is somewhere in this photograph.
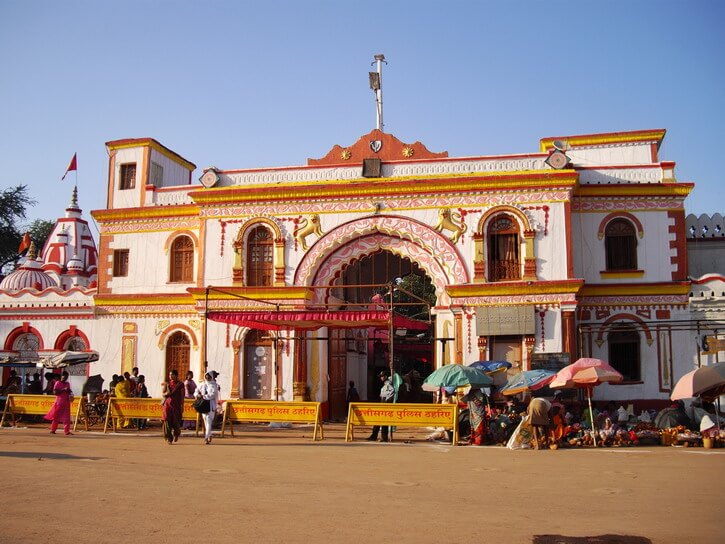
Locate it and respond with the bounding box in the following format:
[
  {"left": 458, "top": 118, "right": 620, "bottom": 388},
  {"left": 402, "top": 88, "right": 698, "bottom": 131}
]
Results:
[
  {"left": 468, "top": 360, "right": 512, "bottom": 375},
  {"left": 423, "top": 364, "right": 493, "bottom": 391},
  {"left": 500, "top": 369, "right": 556, "bottom": 396}
]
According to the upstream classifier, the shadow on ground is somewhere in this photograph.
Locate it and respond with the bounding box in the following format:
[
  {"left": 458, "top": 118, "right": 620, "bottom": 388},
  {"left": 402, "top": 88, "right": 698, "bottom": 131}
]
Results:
[
  {"left": 533, "top": 536, "right": 652, "bottom": 544},
  {"left": 0, "top": 451, "right": 106, "bottom": 461}
]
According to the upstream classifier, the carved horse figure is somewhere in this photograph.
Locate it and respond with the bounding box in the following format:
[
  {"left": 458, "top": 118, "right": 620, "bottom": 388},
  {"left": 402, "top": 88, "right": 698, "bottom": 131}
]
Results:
[
  {"left": 434, "top": 208, "right": 467, "bottom": 244},
  {"left": 294, "top": 214, "right": 324, "bottom": 250}
]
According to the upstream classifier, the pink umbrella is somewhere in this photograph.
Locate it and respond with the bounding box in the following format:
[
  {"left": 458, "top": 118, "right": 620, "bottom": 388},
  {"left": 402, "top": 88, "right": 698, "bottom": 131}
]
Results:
[
  {"left": 671, "top": 363, "right": 725, "bottom": 401},
  {"left": 550, "top": 358, "right": 624, "bottom": 446}
]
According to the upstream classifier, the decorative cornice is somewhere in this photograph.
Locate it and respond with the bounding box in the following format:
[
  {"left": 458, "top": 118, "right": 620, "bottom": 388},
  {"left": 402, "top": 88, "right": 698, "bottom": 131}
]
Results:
[
  {"left": 188, "top": 286, "right": 312, "bottom": 304},
  {"left": 92, "top": 205, "right": 200, "bottom": 222},
  {"left": 189, "top": 171, "right": 578, "bottom": 206},
  {"left": 575, "top": 183, "right": 693, "bottom": 198},
  {"left": 447, "top": 279, "right": 584, "bottom": 298},
  {"left": 540, "top": 129, "right": 666, "bottom": 152},
  {"left": 579, "top": 282, "right": 690, "bottom": 297},
  {"left": 94, "top": 293, "right": 196, "bottom": 307}
]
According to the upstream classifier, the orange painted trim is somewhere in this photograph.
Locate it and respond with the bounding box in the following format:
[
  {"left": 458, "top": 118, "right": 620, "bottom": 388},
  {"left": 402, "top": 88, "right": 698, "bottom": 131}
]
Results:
[
  {"left": 596, "top": 313, "right": 653, "bottom": 346},
  {"left": 197, "top": 217, "right": 205, "bottom": 290},
  {"left": 564, "top": 200, "right": 574, "bottom": 279},
  {"left": 668, "top": 210, "right": 688, "bottom": 281},
  {"left": 477, "top": 205, "right": 532, "bottom": 233},
  {"left": 107, "top": 150, "right": 116, "bottom": 209},
  {"left": 597, "top": 212, "right": 644, "bottom": 240},
  {"left": 3, "top": 323, "right": 45, "bottom": 350},
  {"left": 106, "top": 137, "right": 196, "bottom": 171},
  {"left": 579, "top": 282, "right": 690, "bottom": 297},
  {"left": 163, "top": 230, "right": 200, "bottom": 254},
  {"left": 54, "top": 327, "right": 91, "bottom": 350},
  {"left": 140, "top": 146, "right": 150, "bottom": 207},
  {"left": 157, "top": 324, "right": 199, "bottom": 349}
]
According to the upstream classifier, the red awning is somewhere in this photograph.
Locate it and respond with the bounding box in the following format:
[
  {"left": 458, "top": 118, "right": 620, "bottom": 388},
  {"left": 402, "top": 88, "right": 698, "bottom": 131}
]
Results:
[{"left": 206, "top": 309, "right": 430, "bottom": 331}]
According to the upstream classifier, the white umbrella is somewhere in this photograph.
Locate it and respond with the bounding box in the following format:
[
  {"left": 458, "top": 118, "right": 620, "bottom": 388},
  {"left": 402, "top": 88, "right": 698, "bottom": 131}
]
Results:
[{"left": 38, "top": 351, "right": 99, "bottom": 369}]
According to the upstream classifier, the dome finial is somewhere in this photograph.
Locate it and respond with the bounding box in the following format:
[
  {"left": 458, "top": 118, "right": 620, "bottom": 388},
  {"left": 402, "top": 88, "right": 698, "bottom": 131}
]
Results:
[{"left": 27, "top": 241, "right": 38, "bottom": 260}]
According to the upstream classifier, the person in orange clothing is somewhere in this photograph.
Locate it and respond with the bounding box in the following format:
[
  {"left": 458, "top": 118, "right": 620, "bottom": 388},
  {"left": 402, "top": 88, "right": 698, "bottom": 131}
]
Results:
[{"left": 549, "top": 404, "right": 566, "bottom": 446}]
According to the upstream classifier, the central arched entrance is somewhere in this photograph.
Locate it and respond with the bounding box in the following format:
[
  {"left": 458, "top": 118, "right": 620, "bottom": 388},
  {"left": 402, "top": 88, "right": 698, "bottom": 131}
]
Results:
[{"left": 326, "top": 250, "right": 436, "bottom": 421}]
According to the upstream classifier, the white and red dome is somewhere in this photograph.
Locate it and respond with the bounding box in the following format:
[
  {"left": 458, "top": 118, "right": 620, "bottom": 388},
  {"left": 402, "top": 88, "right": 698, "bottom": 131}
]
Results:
[{"left": 0, "top": 244, "right": 57, "bottom": 292}]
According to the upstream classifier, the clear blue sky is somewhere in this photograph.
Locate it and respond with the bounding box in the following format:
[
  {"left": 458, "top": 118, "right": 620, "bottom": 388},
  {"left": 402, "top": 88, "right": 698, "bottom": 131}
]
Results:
[{"left": 1, "top": 0, "right": 723, "bottom": 228}]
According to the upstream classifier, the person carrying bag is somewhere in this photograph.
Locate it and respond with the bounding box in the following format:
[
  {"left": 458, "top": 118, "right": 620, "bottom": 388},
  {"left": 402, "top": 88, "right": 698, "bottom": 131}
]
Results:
[{"left": 195, "top": 371, "right": 220, "bottom": 445}]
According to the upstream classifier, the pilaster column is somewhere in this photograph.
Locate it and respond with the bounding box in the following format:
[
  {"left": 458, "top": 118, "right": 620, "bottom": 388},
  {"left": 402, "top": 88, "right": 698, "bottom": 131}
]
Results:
[
  {"left": 230, "top": 340, "right": 241, "bottom": 398},
  {"left": 293, "top": 333, "right": 307, "bottom": 401}
]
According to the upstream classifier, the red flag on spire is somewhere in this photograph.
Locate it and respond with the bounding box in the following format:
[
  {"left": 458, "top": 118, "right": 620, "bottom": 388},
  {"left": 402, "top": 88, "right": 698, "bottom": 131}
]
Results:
[
  {"left": 18, "top": 232, "right": 31, "bottom": 254},
  {"left": 62, "top": 153, "right": 77, "bottom": 180}
]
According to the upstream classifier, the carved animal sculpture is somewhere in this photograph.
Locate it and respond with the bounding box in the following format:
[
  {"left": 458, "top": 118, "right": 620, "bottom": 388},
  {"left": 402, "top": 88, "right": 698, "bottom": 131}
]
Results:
[
  {"left": 434, "top": 208, "right": 467, "bottom": 244},
  {"left": 294, "top": 214, "right": 324, "bottom": 250}
]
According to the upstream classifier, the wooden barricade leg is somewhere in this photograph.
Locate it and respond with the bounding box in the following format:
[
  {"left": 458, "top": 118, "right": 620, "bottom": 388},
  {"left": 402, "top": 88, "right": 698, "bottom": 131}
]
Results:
[
  {"left": 0, "top": 396, "right": 11, "bottom": 428},
  {"left": 102, "top": 401, "right": 112, "bottom": 434},
  {"left": 345, "top": 403, "right": 353, "bottom": 442}
]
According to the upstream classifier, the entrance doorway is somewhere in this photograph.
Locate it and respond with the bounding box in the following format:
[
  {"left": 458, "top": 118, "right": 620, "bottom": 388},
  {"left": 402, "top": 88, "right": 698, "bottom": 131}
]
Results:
[{"left": 328, "top": 328, "right": 347, "bottom": 420}]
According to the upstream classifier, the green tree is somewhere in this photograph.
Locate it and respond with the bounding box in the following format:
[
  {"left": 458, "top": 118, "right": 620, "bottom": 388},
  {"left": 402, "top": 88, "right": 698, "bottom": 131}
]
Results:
[
  {"left": 0, "top": 185, "right": 36, "bottom": 271},
  {"left": 393, "top": 273, "right": 436, "bottom": 319},
  {"left": 28, "top": 219, "right": 55, "bottom": 252}
]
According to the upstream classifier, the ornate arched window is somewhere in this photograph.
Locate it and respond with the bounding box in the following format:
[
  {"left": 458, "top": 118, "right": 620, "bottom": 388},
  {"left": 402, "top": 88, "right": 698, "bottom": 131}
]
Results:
[
  {"left": 608, "top": 326, "right": 641, "bottom": 382},
  {"left": 169, "top": 236, "right": 194, "bottom": 283},
  {"left": 246, "top": 226, "right": 273, "bottom": 286},
  {"left": 64, "top": 336, "right": 89, "bottom": 376},
  {"left": 488, "top": 214, "right": 521, "bottom": 282},
  {"left": 605, "top": 219, "right": 637, "bottom": 270},
  {"left": 13, "top": 333, "right": 40, "bottom": 360},
  {"left": 165, "top": 331, "right": 190, "bottom": 378}
]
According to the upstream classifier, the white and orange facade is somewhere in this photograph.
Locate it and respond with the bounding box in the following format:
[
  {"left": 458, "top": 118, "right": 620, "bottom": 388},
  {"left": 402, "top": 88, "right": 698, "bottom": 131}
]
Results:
[{"left": 0, "top": 129, "right": 699, "bottom": 412}]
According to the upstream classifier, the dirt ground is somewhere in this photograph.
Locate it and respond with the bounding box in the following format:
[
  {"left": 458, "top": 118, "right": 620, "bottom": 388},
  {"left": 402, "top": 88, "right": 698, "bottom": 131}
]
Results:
[{"left": 0, "top": 422, "right": 723, "bottom": 544}]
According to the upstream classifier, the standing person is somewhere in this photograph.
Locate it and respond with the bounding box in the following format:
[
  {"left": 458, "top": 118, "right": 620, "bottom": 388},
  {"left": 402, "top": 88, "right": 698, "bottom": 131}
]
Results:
[
  {"left": 43, "top": 372, "right": 57, "bottom": 395},
  {"left": 44, "top": 371, "right": 74, "bottom": 435},
  {"left": 134, "top": 375, "right": 149, "bottom": 430},
  {"left": 346, "top": 381, "right": 360, "bottom": 404},
  {"left": 129, "top": 367, "right": 139, "bottom": 392},
  {"left": 161, "top": 370, "right": 185, "bottom": 445},
  {"left": 195, "top": 371, "right": 220, "bottom": 445},
  {"left": 114, "top": 375, "right": 132, "bottom": 428},
  {"left": 182, "top": 371, "right": 197, "bottom": 430},
  {"left": 464, "top": 388, "right": 487, "bottom": 445},
  {"left": 527, "top": 396, "right": 551, "bottom": 450},
  {"left": 366, "top": 372, "right": 394, "bottom": 442}
]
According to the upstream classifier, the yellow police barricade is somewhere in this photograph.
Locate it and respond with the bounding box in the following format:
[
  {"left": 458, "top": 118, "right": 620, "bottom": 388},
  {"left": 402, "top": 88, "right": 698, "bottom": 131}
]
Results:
[
  {"left": 0, "top": 394, "right": 82, "bottom": 428},
  {"left": 345, "top": 402, "right": 459, "bottom": 445},
  {"left": 221, "top": 400, "right": 323, "bottom": 441},
  {"left": 103, "top": 397, "right": 200, "bottom": 434}
]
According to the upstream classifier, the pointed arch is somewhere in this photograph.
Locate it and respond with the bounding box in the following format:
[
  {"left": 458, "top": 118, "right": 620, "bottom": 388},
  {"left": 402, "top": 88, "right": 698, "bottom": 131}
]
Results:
[
  {"left": 294, "top": 215, "right": 468, "bottom": 299},
  {"left": 233, "top": 217, "right": 285, "bottom": 286}
]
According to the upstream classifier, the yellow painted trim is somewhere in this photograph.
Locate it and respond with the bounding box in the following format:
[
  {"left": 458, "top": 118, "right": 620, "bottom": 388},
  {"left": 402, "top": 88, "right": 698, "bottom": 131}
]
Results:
[
  {"left": 189, "top": 286, "right": 312, "bottom": 302},
  {"left": 107, "top": 140, "right": 196, "bottom": 171},
  {"left": 540, "top": 130, "right": 666, "bottom": 152},
  {"left": 575, "top": 184, "right": 693, "bottom": 198},
  {"left": 447, "top": 280, "right": 584, "bottom": 298},
  {"left": 191, "top": 170, "right": 578, "bottom": 205},
  {"left": 599, "top": 271, "right": 645, "bottom": 279},
  {"left": 94, "top": 295, "right": 196, "bottom": 306},
  {"left": 580, "top": 283, "right": 690, "bottom": 297},
  {"left": 92, "top": 205, "right": 200, "bottom": 222}
]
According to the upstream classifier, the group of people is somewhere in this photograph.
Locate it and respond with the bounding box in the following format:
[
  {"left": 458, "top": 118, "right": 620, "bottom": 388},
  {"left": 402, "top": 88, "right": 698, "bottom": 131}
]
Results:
[{"left": 160, "top": 369, "right": 220, "bottom": 445}]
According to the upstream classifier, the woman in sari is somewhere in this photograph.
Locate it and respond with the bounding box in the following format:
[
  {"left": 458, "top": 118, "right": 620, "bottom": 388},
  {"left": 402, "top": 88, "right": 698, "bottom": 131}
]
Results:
[
  {"left": 465, "top": 388, "right": 487, "bottom": 445},
  {"left": 195, "top": 371, "right": 220, "bottom": 445},
  {"left": 44, "top": 371, "right": 73, "bottom": 435},
  {"left": 161, "top": 370, "right": 185, "bottom": 444}
]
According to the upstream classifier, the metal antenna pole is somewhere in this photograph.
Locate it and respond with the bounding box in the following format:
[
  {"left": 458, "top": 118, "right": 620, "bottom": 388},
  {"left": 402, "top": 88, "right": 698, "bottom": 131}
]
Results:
[{"left": 370, "top": 54, "right": 387, "bottom": 131}]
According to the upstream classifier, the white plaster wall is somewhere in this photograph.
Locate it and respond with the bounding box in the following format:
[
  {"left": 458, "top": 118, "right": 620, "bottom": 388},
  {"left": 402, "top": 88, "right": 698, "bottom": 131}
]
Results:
[
  {"left": 107, "top": 230, "right": 199, "bottom": 294},
  {"left": 111, "top": 148, "right": 144, "bottom": 209},
  {"left": 572, "top": 210, "right": 676, "bottom": 283},
  {"left": 533, "top": 202, "right": 569, "bottom": 281},
  {"left": 567, "top": 143, "right": 654, "bottom": 167},
  {"left": 149, "top": 149, "right": 191, "bottom": 188}
]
